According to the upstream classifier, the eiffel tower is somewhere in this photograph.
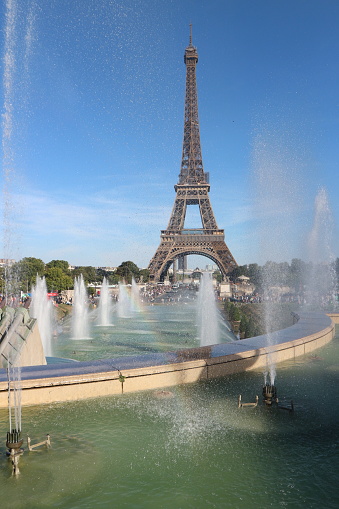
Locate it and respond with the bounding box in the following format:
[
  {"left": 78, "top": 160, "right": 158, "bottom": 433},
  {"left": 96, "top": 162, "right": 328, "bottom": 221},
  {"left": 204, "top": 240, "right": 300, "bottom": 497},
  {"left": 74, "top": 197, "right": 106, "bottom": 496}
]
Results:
[{"left": 148, "top": 27, "right": 237, "bottom": 282}]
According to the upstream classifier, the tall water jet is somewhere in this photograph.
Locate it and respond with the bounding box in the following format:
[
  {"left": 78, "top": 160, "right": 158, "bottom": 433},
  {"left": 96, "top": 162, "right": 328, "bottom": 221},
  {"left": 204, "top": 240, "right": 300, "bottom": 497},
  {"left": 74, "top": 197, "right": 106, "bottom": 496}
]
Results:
[
  {"left": 30, "top": 275, "right": 54, "bottom": 357},
  {"left": 130, "top": 277, "right": 142, "bottom": 313},
  {"left": 97, "top": 277, "right": 112, "bottom": 326},
  {"left": 2, "top": 1, "right": 37, "bottom": 288},
  {"left": 305, "top": 188, "right": 336, "bottom": 309},
  {"left": 117, "top": 282, "right": 132, "bottom": 318},
  {"left": 1, "top": 3, "right": 37, "bottom": 470},
  {"left": 72, "top": 275, "right": 90, "bottom": 339},
  {"left": 197, "top": 272, "right": 220, "bottom": 347},
  {"left": 251, "top": 124, "right": 305, "bottom": 386},
  {"left": 261, "top": 264, "right": 277, "bottom": 386}
]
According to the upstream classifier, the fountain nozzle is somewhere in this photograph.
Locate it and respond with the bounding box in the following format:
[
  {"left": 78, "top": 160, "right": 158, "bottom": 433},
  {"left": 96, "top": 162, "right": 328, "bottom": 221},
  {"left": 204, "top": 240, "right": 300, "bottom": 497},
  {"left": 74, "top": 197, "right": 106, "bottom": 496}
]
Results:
[
  {"left": 6, "top": 429, "right": 23, "bottom": 451},
  {"left": 6, "top": 429, "right": 24, "bottom": 476},
  {"left": 262, "top": 384, "right": 278, "bottom": 405}
]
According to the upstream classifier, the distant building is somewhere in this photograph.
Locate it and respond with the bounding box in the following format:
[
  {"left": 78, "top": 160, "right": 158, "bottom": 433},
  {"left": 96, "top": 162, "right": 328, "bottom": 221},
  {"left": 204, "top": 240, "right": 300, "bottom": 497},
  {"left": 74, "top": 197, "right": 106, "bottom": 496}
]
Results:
[
  {"left": 68, "top": 265, "right": 117, "bottom": 272},
  {"left": 0, "top": 259, "right": 15, "bottom": 267}
]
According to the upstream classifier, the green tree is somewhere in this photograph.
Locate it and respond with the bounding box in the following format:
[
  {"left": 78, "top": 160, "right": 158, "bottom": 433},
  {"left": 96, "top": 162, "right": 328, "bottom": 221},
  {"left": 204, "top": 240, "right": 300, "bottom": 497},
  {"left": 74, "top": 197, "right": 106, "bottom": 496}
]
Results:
[
  {"left": 228, "top": 265, "right": 248, "bottom": 281},
  {"left": 116, "top": 261, "right": 140, "bottom": 284},
  {"left": 247, "top": 263, "right": 262, "bottom": 289},
  {"left": 108, "top": 272, "right": 120, "bottom": 285},
  {"left": 72, "top": 266, "right": 97, "bottom": 284},
  {"left": 13, "top": 257, "right": 45, "bottom": 292},
  {"left": 290, "top": 258, "right": 308, "bottom": 291},
  {"left": 46, "top": 260, "right": 70, "bottom": 273},
  {"left": 45, "top": 267, "right": 73, "bottom": 292},
  {"left": 96, "top": 268, "right": 109, "bottom": 282},
  {"left": 213, "top": 270, "right": 222, "bottom": 283},
  {"left": 139, "top": 269, "right": 150, "bottom": 283}
]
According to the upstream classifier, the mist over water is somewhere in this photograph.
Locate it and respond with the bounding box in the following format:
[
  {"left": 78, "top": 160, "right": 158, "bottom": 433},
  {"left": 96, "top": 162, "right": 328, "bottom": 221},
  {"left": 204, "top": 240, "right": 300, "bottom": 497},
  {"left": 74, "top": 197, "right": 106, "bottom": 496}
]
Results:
[
  {"left": 250, "top": 123, "right": 338, "bottom": 384},
  {"left": 305, "top": 187, "right": 336, "bottom": 307},
  {"left": 252, "top": 129, "right": 337, "bottom": 302},
  {"left": 1, "top": 0, "right": 38, "bottom": 440},
  {"left": 251, "top": 125, "right": 306, "bottom": 263},
  {"left": 2, "top": 1, "right": 37, "bottom": 295},
  {"left": 251, "top": 126, "right": 304, "bottom": 384},
  {"left": 308, "top": 188, "right": 333, "bottom": 259}
]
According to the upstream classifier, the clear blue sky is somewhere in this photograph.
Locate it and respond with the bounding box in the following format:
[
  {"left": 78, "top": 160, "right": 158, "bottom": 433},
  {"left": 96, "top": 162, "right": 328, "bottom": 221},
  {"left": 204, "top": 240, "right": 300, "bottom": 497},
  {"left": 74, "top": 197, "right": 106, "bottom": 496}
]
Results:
[{"left": 1, "top": 0, "right": 339, "bottom": 269}]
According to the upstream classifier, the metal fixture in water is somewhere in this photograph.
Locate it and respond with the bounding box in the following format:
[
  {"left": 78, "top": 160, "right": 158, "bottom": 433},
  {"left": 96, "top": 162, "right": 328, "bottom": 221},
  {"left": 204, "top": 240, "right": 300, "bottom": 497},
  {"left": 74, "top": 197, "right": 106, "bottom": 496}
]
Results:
[
  {"left": 262, "top": 383, "right": 278, "bottom": 405},
  {"left": 27, "top": 434, "right": 51, "bottom": 451},
  {"left": 6, "top": 430, "right": 24, "bottom": 476},
  {"left": 237, "top": 394, "right": 259, "bottom": 408},
  {"left": 262, "top": 384, "right": 294, "bottom": 412}
]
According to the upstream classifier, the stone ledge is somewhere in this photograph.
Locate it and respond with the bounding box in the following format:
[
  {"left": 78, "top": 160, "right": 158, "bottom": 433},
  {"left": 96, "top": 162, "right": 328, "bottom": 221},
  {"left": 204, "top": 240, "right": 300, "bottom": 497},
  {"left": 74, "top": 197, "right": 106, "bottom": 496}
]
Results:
[{"left": 0, "top": 311, "right": 336, "bottom": 407}]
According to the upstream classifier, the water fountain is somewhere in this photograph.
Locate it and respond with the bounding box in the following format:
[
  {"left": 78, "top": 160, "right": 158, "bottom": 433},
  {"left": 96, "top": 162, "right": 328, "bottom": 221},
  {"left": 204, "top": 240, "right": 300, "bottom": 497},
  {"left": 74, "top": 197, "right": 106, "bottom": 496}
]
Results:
[
  {"left": 97, "top": 277, "right": 112, "bottom": 326},
  {"left": 71, "top": 275, "right": 90, "bottom": 339},
  {"left": 306, "top": 187, "right": 336, "bottom": 308},
  {"left": 131, "top": 277, "right": 142, "bottom": 313},
  {"left": 2, "top": 5, "right": 24, "bottom": 468},
  {"left": 117, "top": 282, "right": 133, "bottom": 318},
  {"left": 197, "top": 272, "right": 221, "bottom": 347},
  {"left": 30, "top": 276, "right": 54, "bottom": 357},
  {"left": 197, "top": 272, "right": 235, "bottom": 346},
  {"left": 0, "top": 3, "right": 338, "bottom": 505}
]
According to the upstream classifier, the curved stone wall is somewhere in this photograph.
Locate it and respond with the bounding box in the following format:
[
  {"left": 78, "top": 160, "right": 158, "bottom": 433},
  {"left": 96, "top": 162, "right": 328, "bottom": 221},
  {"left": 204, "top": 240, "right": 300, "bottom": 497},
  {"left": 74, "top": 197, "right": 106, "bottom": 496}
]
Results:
[
  {"left": 0, "top": 308, "right": 46, "bottom": 368},
  {"left": 0, "top": 311, "right": 336, "bottom": 408}
]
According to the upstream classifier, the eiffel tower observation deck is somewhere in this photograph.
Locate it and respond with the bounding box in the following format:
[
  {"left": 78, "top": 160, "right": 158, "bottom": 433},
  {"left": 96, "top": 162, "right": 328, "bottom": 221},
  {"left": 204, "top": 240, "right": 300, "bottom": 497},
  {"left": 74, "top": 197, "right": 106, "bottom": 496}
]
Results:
[{"left": 148, "top": 27, "right": 237, "bottom": 282}]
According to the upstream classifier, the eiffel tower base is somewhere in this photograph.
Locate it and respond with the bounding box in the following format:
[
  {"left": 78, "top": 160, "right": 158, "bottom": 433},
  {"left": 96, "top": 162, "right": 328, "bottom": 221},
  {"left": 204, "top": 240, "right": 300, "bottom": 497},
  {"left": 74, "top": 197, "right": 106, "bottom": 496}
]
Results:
[{"left": 148, "top": 230, "right": 237, "bottom": 282}]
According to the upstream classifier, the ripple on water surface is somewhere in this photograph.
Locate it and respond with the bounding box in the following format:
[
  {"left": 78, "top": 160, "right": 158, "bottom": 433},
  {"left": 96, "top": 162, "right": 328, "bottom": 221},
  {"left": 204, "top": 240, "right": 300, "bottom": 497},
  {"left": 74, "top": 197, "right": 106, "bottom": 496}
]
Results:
[{"left": 1, "top": 334, "right": 338, "bottom": 508}]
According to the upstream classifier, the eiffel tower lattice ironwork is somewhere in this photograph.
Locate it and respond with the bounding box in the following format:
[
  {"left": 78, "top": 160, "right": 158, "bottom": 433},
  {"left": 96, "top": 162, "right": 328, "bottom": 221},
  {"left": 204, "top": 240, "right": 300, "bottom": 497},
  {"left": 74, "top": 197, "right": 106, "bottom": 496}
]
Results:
[{"left": 148, "top": 28, "right": 237, "bottom": 282}]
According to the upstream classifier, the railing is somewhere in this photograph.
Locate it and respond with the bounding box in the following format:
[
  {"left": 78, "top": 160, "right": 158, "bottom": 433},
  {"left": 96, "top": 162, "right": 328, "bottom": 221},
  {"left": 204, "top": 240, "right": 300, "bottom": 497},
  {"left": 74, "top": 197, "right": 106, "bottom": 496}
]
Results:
[{"left": 161, "top": 229, "right": 224, "bottom": 236}]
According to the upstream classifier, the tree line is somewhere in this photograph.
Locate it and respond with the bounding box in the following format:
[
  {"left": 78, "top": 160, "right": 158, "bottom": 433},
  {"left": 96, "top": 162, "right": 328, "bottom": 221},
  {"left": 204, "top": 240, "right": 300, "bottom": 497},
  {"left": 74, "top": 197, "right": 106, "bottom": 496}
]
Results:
[
  {"left": 0, "top": 258, "right": 150, "bottom": 294},
  {"left": 228, "top": 258, "right": 339, "bottom": 294},
  {"left": 1, "top": 256, "right": 338, "bottom": 295}
]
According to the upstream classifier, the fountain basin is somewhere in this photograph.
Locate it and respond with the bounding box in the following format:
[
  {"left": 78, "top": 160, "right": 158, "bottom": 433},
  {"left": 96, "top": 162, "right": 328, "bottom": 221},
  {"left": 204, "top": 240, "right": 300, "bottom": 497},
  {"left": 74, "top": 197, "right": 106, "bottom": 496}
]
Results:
[{"left": 0, "top": 312, "right": 335, "bottom": 408}]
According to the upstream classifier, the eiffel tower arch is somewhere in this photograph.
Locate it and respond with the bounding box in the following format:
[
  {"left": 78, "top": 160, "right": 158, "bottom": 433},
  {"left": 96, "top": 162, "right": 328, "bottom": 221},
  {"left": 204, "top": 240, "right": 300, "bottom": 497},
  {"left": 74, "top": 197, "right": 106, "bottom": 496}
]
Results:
[{"left": 148, "top": 27, "right": 237, "bottom": 282}]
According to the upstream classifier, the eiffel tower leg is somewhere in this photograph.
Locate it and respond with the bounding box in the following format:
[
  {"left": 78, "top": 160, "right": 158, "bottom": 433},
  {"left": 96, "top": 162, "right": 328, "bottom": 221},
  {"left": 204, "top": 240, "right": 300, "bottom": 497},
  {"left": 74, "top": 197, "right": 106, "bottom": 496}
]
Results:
[
  {"left": 167, "top": 197, "right": 186, "bottom": 230},
  {"left": 199, "top": 197, "right": 218, "bottom": 230},
  {"left": 173, "top": 258, "right": 177, "bottom": 282},
  {"left": 148, "top": 241, "right": 173, "bottom": 282},
  {"left": 212, "top": 241, "right": 238, "bottom": 275}
]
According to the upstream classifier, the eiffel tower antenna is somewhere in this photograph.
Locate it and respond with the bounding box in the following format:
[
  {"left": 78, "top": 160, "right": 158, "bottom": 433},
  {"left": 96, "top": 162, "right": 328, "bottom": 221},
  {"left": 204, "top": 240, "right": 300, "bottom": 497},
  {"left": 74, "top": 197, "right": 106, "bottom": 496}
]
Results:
[{"left": 148, "top": 28, "right": 237, "bottom": 282}]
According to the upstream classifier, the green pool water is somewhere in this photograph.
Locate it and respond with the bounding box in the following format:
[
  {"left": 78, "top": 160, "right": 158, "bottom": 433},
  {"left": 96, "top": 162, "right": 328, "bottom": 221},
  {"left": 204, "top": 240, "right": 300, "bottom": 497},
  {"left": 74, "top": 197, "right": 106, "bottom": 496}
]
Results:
[
  {"left": 52, "top": 300, "right": 234, "bottom": 362},
  {"left": 0, "top": 329, "right": 338, "bottom": 508}
]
